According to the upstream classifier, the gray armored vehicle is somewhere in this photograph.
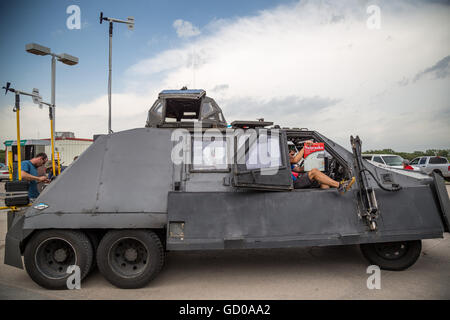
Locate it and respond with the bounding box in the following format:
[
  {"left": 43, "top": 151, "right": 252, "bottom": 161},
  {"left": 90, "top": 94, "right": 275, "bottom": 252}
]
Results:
[{"left": 4, "top": 89, "right": 450, "bottom": 289}]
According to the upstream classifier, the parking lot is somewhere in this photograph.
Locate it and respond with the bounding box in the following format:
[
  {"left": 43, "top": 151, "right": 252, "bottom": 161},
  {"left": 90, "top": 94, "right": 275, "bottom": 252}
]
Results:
[{"left": 0, "top": 181, "right": 449, "bottom": 300}]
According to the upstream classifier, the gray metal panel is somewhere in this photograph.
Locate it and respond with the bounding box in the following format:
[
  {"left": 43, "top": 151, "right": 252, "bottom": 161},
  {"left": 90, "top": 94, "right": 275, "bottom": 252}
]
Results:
[
  {"left": 167, "top": 231, "right": 441, "bottom": 251},
  {"left": 4, "top": 213, "right": 32, "bottom": 269},
  {"left": 166, "top": 186, "right": 444, "bottom": 250},
  {"left": 24, "top": 128, "right": 174, "bottom": 227},
  {"left": 167, "top": 190, "right": 363, "bottom": 247},
  {"left": 432, "top": 172, "right": 450, "bottom": 231},
  {"left": 185, "top": 172, "right": 232, "bottom": 192},
  {"left": 96, "top": 128, "right": 173, "bottom": 213},
  {"left": 24, "top": 213, "right": 167, "bottom": 229},
  {"left": 375, "top": 186, "right": 444, "bottom": 232},
  {"left": 28, "top": 135, "right": 108, "bottom": 215}
]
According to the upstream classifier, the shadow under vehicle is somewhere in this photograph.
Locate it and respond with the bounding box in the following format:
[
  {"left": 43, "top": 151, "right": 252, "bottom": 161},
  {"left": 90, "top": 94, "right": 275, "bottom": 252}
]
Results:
[{"left": 4, "top": 89, "right": 450, "bottom": 289}]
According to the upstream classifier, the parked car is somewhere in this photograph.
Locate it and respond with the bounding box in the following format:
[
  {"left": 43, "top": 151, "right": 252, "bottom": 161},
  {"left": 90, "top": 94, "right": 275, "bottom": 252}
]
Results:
[
  {"left": 0, "top": 163, "right": 10, "bottom": 181},
  {"left": 410, "top": 156, "right": 450, "bottom": 178},
  {"left": 362, "top": 154, "right": 405, "bottom": 169}
]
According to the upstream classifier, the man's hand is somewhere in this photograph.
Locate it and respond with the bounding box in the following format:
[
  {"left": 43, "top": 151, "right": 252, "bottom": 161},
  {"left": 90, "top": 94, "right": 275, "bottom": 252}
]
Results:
[
  {"left": 304, "top": 140, "right": 314, "bottom": 147},
  {"left": 37, "top": 176, "right": 50, "bottom": 183}
]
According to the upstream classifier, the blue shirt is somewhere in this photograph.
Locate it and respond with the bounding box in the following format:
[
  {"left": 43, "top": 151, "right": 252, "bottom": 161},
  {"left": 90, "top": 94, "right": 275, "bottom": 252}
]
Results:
[{"left": 21, "top": 160, "right": 39, "bottom": 199}]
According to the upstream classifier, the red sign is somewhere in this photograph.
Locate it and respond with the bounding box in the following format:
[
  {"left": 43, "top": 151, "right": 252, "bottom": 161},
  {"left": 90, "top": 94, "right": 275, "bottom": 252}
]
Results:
[{"left": 304, "top": 143, "right": 324, "bottom": 158}]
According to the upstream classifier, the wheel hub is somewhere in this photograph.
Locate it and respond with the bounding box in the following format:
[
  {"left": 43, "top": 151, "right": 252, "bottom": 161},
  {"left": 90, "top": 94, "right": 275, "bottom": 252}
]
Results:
[
  {"left": 109, "top": 238, "right": 149, "bottom": 277},
  {"left": 35, "top": 238, "right": 76, "bottom": 280},
  {"left": 54, "top": 248, "right": 68, "bottom": 262},
  {"left": 124, "top": 248, "right": 138, "bottom": 262},
  {"left": 375, "top": 243, "right": 407, "bottom": 260}
]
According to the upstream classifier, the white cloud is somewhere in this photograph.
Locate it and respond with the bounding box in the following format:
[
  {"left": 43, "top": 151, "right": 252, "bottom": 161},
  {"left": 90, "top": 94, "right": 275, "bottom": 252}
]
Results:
[
  {"left": 127, "top": 0, "right": 450, "bottom": 151},
  {"left": 173, "top": 19, "right": 201, "bottom": 38},
  {"left": 1, "top": 0, "right": 449, "bottom": 152},
  {"left": 0, "top": 91, "right": 156, "bottom": 145}
]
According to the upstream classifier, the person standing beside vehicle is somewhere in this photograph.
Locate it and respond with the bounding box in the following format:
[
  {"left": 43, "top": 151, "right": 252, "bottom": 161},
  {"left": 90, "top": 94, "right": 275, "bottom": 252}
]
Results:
[{"left": 21, "top": 153, "right": 50, "bottom": 200}]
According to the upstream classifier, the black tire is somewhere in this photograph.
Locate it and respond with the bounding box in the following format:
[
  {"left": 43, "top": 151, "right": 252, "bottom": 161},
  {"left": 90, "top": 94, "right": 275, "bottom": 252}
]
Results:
[
  {"left": 96, "top": 229, "right": 164, "bottom": 289},
  {"left": 360, "top": 240, "right": 421, "bottom": 271},
  {"left": 85, "top": 231, "right": 101, "bottom": 273},
  {"left": 23, "top": 230, "right": 94, "bottom": 290}
]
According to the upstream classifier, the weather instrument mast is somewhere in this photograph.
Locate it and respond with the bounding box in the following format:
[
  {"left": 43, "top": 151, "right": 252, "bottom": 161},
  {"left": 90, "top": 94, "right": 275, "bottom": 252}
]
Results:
[
  {"left": 2, "top": 83, "right": 44, "bottom": 180},
  {"left": 99, "top": 12, "right": 135, "bottom": 134}
]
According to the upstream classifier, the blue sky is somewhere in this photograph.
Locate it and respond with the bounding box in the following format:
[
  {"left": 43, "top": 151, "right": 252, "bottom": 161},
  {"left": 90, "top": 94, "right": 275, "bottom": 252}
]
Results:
[
  {"left": 0, "top": 0, "right": 295, "bottom": 107},
  {"left": 0, "top": 0, "right": 449, "bottom": 152}
]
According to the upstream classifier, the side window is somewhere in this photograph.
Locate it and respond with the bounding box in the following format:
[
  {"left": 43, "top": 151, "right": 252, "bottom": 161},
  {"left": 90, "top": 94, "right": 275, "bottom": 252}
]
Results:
[
  {"left": 362, "top": 156, "right": 372, "bottom": 160},
  {"left": 218, "top": 112, "right": 225, "bottom": 123},
  {"left": 429, "top": 157, "right": 448, "bottom": 164},
  {"left": 154, "top": 102, "right": 163, "bottom": 114},
  {"left": 232, "top": 129, "right": 292, "bottom": 190},
  {"left": 410, "top": 158, "right": 419, "bottom": 165},
  {"left": 192, "top": 136, "right": 228, "bottom": 171},
  {"left": 245, "top": 135, "right": 282, "bottom": 170},
  {"left": 373, "top": 156, "right": 384, "bottom": 164},
  {"left": 419, "top": 157, "right": 427, "bottom": 165},
  {"left": 201, "top": 101, "right": 214, "bottom": 116}
]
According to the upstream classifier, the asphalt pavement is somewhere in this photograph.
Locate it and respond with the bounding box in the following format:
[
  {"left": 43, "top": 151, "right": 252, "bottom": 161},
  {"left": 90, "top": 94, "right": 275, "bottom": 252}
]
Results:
[{"left": 0, "top": 182, "right": 449, "bottom": 300}]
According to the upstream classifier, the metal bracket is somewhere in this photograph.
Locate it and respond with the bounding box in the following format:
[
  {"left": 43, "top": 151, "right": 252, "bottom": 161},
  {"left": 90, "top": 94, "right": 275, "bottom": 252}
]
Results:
[{"left": 351, "top": 135, "right": 379, "bottom": 231}]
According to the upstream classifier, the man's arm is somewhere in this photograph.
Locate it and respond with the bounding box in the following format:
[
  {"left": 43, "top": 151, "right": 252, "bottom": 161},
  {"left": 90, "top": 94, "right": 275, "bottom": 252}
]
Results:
[
  {"left": 21, "top": 171, "right": 49, "bottom": 183},
  {"left": 290, "top": 140, "right": 314, "bottom": 164},
  {"left": 291, "top": 148, "right": 305, "bottom": 164}
]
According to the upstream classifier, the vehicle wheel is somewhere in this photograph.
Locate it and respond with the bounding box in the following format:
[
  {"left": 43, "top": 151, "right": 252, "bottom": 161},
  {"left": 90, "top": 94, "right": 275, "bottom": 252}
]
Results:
[
  {"left": 96, "top": 229, "right": 164, "bottom": 289},
  {"left": 24, "top": 230, "right": 94, "bottom": 290},
  {"left": 360, "top": 240, "right": 421, "bottom": 271},
  {"left": 85, "top": 231, "right": 101, "bottom": 273}
]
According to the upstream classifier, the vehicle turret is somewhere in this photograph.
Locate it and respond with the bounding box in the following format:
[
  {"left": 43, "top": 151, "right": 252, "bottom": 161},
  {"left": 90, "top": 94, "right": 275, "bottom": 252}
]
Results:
[{"left": 145, "top": 88, "right": 227, "bottom": 128}]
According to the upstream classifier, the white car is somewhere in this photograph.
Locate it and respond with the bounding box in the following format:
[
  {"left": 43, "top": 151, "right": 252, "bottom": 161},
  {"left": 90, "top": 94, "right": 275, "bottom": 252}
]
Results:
[
  {"left": 362, "top": 154, "right": 405, "bottom": 169},
  {"left": 0, "top": 163, "right": 10, "bottom": 181}
]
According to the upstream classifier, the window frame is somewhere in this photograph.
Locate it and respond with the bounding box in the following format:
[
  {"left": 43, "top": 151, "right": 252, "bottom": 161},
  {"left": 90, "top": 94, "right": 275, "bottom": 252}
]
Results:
[
  {"left": 372, "top": 156, "right": 385, "bottom": 164},
  {"left": 429, "top": 157, "right": 448, "bottom": 164},
  {"left": 188, "top": 134, "right": 231, "bottom": 173},
  {"left": 232, "top": 129, "right": 293, "bottom": 191},
  {"left": 419, "top": 157, "right": 427, "bottom": 165}
]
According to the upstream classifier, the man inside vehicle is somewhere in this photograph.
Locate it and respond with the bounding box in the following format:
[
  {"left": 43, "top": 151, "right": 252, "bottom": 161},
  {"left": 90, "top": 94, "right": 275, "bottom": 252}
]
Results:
[{"left": 289, "top": 141, "right": 355, "bottom": 193}]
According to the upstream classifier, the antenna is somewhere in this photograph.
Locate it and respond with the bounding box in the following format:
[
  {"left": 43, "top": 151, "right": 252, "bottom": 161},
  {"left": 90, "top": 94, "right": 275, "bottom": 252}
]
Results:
[
  {"left": 99, "top": 11, "right": 135, "bottom": 134},
  {"left": 3, "top": 82, "right": 12, "bottom": 95}
]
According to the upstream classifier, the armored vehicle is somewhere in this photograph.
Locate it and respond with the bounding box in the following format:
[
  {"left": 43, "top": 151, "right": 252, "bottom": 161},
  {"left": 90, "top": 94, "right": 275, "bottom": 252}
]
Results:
[{"left": 4, "top": 89, "right": 450, "bottom": 289}]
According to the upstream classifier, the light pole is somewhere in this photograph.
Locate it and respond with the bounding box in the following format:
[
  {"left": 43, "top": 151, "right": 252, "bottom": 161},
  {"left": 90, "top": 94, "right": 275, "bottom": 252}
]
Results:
[
  {"left": 99, "top": 12, "right": 135, "bottom": 134},
  {"left": 25, "top": 43, "right": 78, "bottom": 177}
]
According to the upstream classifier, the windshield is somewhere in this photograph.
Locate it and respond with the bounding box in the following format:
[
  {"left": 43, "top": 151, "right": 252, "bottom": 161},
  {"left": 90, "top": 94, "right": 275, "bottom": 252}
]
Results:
[{"left": 382, "top": 155, "right": 403, "bottom": 166}]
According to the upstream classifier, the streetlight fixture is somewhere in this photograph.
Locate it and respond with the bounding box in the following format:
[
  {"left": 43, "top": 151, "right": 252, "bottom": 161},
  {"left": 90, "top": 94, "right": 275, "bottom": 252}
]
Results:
[
  {"left": 99, "top": 12, "right": 135, "bottom": 134},
  {"left": 25, "top": 43, "right": 79, "bottom": 176}
]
